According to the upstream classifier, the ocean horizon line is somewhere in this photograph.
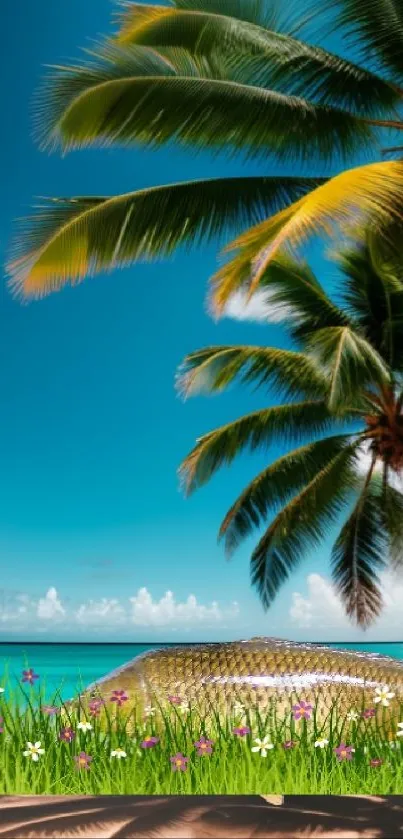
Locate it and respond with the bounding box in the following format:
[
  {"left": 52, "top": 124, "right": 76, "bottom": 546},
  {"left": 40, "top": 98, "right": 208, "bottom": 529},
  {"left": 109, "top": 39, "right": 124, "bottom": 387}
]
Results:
[{"left": 0, "top": 640, "right": 402, "bottom": 645}]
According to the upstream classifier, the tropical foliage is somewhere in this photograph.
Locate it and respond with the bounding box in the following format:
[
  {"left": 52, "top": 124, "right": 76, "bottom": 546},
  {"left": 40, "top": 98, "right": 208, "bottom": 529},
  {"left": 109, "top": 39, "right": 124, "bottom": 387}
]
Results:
[
  {"left": 177, "top": 240, "right": 403, "bottom": 627},
  {"left": 6, "top": 0, "right": 403, "bottom": 304}
]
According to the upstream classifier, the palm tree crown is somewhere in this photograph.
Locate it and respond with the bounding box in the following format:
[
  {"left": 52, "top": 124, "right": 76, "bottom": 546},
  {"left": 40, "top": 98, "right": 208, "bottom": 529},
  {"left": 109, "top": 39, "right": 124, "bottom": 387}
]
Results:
[
  {"left": 177, "top": 239, "right": 403, "bottom": 628},
  {"left": 7, "top": 0, "right": 403, "bottom": 304}
]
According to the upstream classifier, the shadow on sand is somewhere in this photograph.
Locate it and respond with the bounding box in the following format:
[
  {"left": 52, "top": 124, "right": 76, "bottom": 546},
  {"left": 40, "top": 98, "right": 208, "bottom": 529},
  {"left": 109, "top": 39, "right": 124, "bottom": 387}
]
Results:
[{"left": 0, "top": 795, "right": 402, "bottom": 838}]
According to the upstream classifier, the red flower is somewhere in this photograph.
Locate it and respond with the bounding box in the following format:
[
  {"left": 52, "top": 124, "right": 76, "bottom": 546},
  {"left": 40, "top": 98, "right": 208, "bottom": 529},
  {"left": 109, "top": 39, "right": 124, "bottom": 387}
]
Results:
[
  {"left": 369, "top": 758, "right": 384, "bottom": 767},
  {"left": 361, "top": 708, "right": 376, "bottom": 719}
]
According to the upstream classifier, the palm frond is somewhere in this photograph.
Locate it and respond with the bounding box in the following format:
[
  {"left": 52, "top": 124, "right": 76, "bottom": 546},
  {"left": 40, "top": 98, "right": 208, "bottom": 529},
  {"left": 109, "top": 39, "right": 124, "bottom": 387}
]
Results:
[
  {"left": 34, "top": 43, "right": 205, "bottom": 152},
  {"left": 255, "top": 255, "right": 351, "bottom": 344},
  {"left": 179, "top": 400, "right": 356, "bottom": 495},
  {"left": 330, "top": 0, "right": 403, "bottom": 79},
  {"left": 250, "top": 442, "right": 360, "bottom": 610},
  {"left": 114, "top": 3, "right": 402, "bottom": 114},
  {"left": 338, "top": 239, "right": 403, "bottom": 367},
  {"left": 176, "top": 344, "right": 328, "bottom": 401},
  {"left": 381, "top": 484, "right": 403, "bottom": 569},
  {"left": 219, "top": 434, "right": 355, "bottom": 557},
  {"left": 305, "top": 326, "right": 390, "bottom": 412},
  {"left": 35, "top": 64, "right": 374, "bottom": 163},
  {"left": 116, "top": 1, "right": 278, "bottom": 32},
  {"left": 331, "top": 484, "right": 387, "bottom": 628},
  {"left": 210, "top": 161, "right": 403, "bottom": 314},
  {"left": 6, "top": 176, "right": 323, "bottom": 299}
]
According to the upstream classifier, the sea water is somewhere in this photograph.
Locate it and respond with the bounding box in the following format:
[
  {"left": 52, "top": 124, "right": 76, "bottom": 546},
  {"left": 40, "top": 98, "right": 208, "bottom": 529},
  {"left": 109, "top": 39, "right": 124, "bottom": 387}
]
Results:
[{"left": 0, "top": 642, "right": 402, "bottom": 702}]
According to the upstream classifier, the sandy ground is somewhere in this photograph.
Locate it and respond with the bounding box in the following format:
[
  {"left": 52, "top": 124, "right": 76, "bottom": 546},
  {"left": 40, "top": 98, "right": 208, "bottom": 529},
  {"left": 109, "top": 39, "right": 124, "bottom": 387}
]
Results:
[{"left": 0, "top": 795, "right": 402, "bottom": 838}]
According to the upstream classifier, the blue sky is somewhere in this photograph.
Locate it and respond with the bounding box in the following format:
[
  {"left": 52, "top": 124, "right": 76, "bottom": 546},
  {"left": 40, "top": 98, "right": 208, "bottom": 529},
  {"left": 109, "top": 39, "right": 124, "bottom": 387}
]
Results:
[{"left": 1, "top": 0, "right": 402, "bottom": 642}]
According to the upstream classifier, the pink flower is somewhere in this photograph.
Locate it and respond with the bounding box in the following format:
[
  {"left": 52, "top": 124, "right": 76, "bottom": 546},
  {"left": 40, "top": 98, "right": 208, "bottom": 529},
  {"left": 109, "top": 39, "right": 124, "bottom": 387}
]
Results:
[
  {"left": 74, "top": 751, "right": 92, "bottom": 770},
  {"left": 334, "top": 743, "right": 355, "bottom": 762},
  {"left": 140, "top": 735, "right": 160, "bottom": 749},
  {"left": 22, "top": 669, "right": 39, "bottom": 685},
  {"left": 0, "top": 717, "right": 3, "bottom": 734},
  {"left": 194, "top": 736, "right": 214, "bottom": 756},
  {"left": 88, "top": 698, "right": 105, "bottom": 717},
  {"left": 282, "top": 740, "right": 296, "bottom": 750},
  {"left": 59, "top": 727, "right": 76, "bottom": 743},
  {"left": 361, "top": 708, "right": 376, "bottom": 719},
  {"left": 110, "top": 690, "right": 128, "bottom": 706},
  {"left": 168, "top": 695, "right": 183, "bottom": 705},
  {"left": 170, "top": 752, "right": 189, "bottom": 772},
  {"left": 233, "top": 726, "right": 251, "bottom": 737},
  {"left": 292, "top": 700, "right": 313, "bottom": 721},
  {"left": 369, "top": 758, "right": 384, "bottom": 767},
  {"left": 41, "top": 705, "right": 60, "bottom": 716}
]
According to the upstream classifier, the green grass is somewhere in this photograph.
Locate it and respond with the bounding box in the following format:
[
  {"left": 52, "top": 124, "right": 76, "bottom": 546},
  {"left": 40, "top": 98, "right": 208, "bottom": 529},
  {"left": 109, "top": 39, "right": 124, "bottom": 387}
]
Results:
[{"left": 0, "top": 679, "right": 403, "bottom": 796}]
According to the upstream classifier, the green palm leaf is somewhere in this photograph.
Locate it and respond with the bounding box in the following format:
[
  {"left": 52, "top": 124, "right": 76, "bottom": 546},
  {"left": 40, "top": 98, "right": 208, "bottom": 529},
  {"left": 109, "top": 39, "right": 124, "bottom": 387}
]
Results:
[
  {"left": 255, "top": 256, "right": 350, "bottom": 344},
  {"left": 306, "top": 326, "right": 390, "bottom": 411},
  {"left": 6, "top": 176, "right": 324, "bottom": 299},
  {"left": 179, "top": 401, "right": 355, "bottom": 494},
  {"left": 338, "top": 239, "right": 403, "bottom": 367},
  {"left": 38, "top": 68, "right": 374, "bottom": 163},
  {"left": 381, "top": 483, "right": 403, "bottom": 569},
  {"left": 250, "top": 442, "right": 360, "bottom": 610},
  {"left": 330, "top": 0, "right": 403, "bottom": 79},
  {"left": 176, "top": 344, "right": 328, "bottom": 401},
  {"left": 115, "top": 2, "right": 401, "bottom": 114},
  {"left": 331, "top": 485, "right": 387, "bottom": 627},
  {"left": 219, "top": 434, "right": 355, "bottom": 557}
]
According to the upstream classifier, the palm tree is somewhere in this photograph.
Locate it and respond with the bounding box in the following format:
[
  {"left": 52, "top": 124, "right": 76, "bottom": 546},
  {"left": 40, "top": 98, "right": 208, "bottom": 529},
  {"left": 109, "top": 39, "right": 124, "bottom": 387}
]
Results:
[
  {"left": 7, "top": 0, "right": 403, "bottom": 306},
  {"left": 176, "top": 238, "right": 403, "bottom": 628}
]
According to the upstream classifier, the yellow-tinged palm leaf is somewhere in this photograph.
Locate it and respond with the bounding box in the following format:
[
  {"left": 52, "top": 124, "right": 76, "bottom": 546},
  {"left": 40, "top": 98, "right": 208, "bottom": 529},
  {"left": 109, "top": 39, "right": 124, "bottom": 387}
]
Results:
[
  {"left": 210, "top": 160, "right": 403, "bottom": 315},
  {"left": 6, "top": 176, "right": 324, "bottom": 300}
]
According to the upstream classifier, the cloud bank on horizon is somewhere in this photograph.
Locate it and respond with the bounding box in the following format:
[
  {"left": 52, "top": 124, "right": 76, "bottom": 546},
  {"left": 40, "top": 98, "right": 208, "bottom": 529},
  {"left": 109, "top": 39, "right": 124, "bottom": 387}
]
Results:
[{"left": 1, "top": 572, "right": 402, "bottom": 641}]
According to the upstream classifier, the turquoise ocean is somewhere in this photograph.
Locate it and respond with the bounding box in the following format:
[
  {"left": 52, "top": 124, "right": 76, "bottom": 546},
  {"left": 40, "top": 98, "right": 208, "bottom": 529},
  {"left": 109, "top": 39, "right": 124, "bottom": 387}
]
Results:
[{"left": 1, "top": 642, "right": 403, "bottom": 703}]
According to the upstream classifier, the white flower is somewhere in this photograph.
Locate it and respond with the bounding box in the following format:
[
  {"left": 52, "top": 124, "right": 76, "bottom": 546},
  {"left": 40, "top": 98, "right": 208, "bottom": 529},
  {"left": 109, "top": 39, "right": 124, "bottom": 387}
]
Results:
[
  {"left": 178, "top": 701, "right": 190, "bottom": 715},
  {"left": 23, "top": 741, "right": 45, "bottom": 762},
  {"left": 374, "top": 685, "right": 395, "bottom": 707},
  {"left": 251, "top": 736, "right": 274, "bottom": 757},
  {"left": 314, "top": 737, "right": 329, "bottom": 749},
  {"left": 144, "top": 706, "right": 155, "bottom": 718},
  {"left": 346, "top": 710, "right": 359, "bottom": 721},
  {"left": 77, "top": 721, "right": 92, "bottom": 732},
  {"left": 396, "top": 722, "right": 403, "bottom": 737},
  {"left": 0, "top": 687, "right": 4, "bottom": 694},
  {"left": 110, "top": 748, "right": 127, "bottom": 759}
]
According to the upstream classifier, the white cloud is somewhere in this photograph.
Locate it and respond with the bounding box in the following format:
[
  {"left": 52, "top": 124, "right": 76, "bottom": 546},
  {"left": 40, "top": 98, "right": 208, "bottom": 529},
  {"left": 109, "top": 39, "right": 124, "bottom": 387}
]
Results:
[
  {"left": 37, "top": 587, "right": 65, "bottom": 620},
  {"left": 75, "top": 597, "right": 125, "bottom": 626},
  {"left": 289, "top": 570, "right": 403, "bottom": 640},
  {"left": 0, "top": 586, "right": 240, "bottom": 634},
  {"left": 356, "top": 439, "right": 403, "bottom": 492},
  {"left": 223, "top": 288, "right": 295, "bottom": 324},
  {"left": 129, "top": 587, "right": 239, "bottom": 627}
]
